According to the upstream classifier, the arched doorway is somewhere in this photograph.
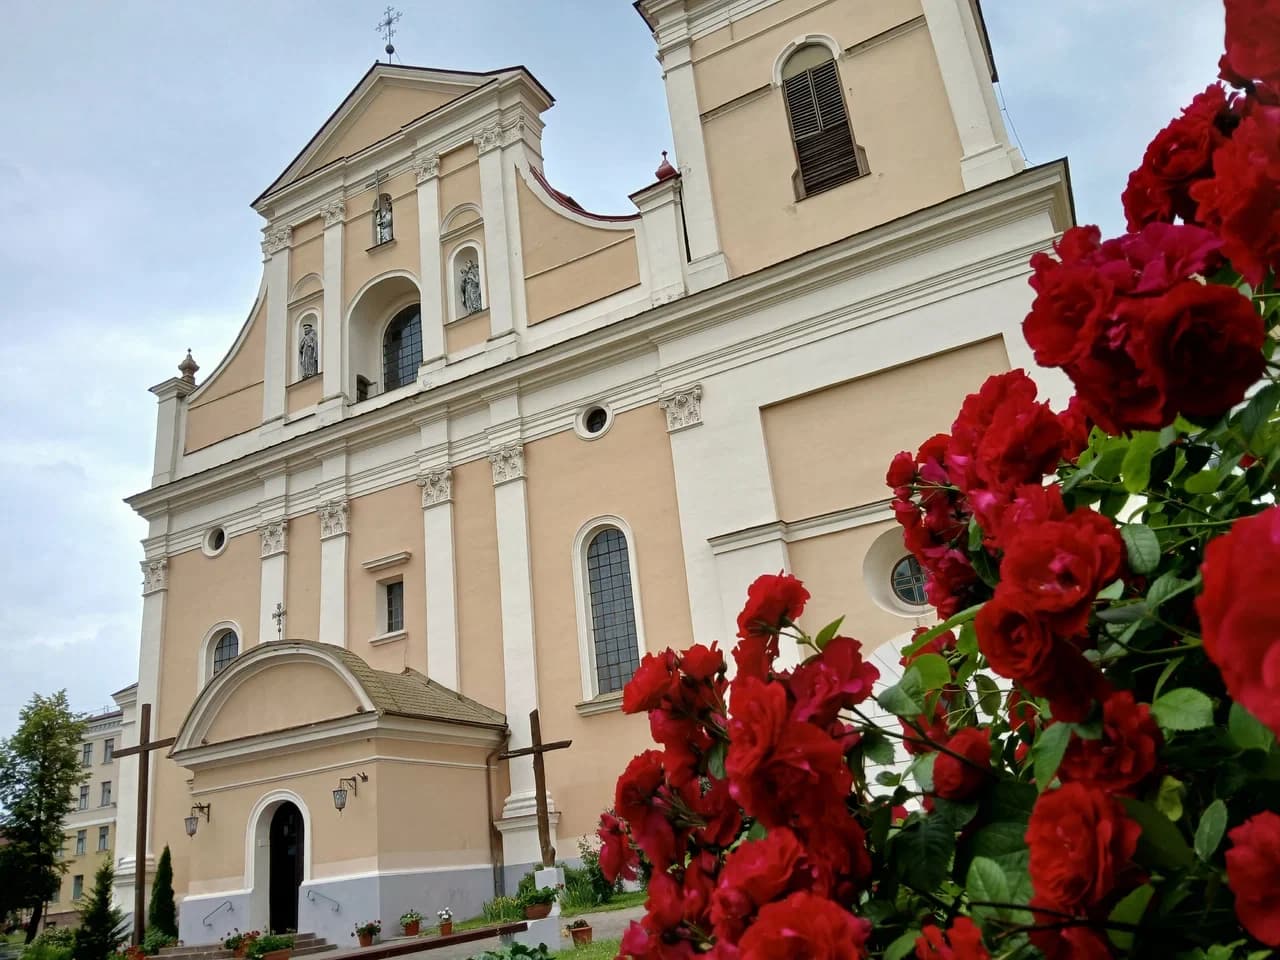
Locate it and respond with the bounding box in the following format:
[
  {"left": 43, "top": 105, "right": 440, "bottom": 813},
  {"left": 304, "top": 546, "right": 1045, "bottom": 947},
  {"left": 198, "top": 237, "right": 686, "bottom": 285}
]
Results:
[{"left": 268, "top": 803, "right": 304, "bottom": 933}]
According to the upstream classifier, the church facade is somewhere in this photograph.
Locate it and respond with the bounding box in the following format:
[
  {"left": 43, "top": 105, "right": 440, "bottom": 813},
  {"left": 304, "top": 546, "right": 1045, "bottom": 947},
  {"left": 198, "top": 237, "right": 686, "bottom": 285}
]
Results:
[{"left": 116, "top": 0, "right": 1072, "bottom": 946}]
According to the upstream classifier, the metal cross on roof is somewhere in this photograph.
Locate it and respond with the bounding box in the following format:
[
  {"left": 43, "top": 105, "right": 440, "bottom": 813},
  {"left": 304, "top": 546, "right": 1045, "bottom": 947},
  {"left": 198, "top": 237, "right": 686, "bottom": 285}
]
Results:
[{"left": 376, "top": 6, "right": 402, "bottom": 62}]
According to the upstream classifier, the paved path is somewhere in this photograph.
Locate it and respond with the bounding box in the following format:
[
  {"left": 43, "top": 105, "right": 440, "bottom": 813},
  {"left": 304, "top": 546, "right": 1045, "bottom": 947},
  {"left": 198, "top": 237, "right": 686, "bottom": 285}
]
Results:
[{"left": 419, "top": 904, "right": 645, "bottom": 959}]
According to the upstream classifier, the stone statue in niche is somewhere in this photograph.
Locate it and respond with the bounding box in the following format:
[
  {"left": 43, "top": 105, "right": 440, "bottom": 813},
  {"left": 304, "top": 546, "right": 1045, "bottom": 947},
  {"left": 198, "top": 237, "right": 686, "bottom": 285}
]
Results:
[
  {"left": 374, "top": 193, "right": 394, "bottom": 244},
  {"left": 460, "top": 259, "right": 483, "bottom": 315},
  {"left": 298, "top": 323, "right": 319, "bottom": 379}
]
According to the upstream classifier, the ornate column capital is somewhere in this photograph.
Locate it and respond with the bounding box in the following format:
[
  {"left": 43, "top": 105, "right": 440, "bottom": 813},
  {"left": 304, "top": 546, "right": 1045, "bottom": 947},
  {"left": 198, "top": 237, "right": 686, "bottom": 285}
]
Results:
[
  {"left": 475, "top": 123, "right": 502, "bottom": 154},
  {"left": 317, "top": 499, "right": 350, "bottom": 539},
  {"left": 501, "top": 120, "right": 527, "bottom": 147},
  {"left": 261, "top": 224, "right": 292, "bottom": 256},
  {"left": 418, "top": 467, "right": 453, "bottom": 506},
  {"left": 140, "top": 558, "right": 168, "bottom": 596},
  {"left": 489, "top": 443, "right": 525, "bottom": 485},
  {"left": 413, "top": 154, "right": 441, "bottom": 183},
  {"left": 659, "top": 384, "right": 703, "bottom": 432},
  {"left": 320, "top": 199, "right": 345, "bottom": 227},
  {"left": 259, "top": 519, "right": 289, "bottom": 558}
]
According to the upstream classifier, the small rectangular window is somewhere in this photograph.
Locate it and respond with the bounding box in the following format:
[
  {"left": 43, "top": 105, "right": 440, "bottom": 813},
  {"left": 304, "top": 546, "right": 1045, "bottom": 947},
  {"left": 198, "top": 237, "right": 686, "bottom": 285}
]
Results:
[
  {"left": 75, "top": 831, "right": 86, "bottom": 856},
  {"left": 78, "top": 785, "right": 89, "bottom": 810},
  {"left": 356, "top": 375, "right": 372, "bottom": 403},
  {"left": 103, "top": 739, "right": 114, "bottom": 764},
  {"left": 97, "top": 826, "right": 109, "bottom": 852},
  {"left": 82, "top": 743, "right": 92, "bottom": 767},
  {"left": 100, "top": 781, "right": 112, "bottom": 806},
  {"left": 72, "top": 875, "right": 84, "bottom": 901},
  {"left": 385, "top": 580, "right": 404, "bottom": 633}
]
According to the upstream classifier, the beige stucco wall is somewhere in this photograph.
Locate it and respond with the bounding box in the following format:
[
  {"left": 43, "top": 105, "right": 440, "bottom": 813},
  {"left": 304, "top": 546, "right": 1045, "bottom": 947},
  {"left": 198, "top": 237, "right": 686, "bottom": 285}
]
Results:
[
  {"left": 345, "top": 481, "right": 426, "bottom": 673},
  {"left": 205, "top": 662, "right": 362, "bottom": 744},
  {"left": 343, "top": 171, "right": 421, "bottom": 313},
  {"left": 452, "top": 457, "right": 506, "bottom": 713},
  {"left": 763, "top": 337, "right": 1008, "bottom": 519},
  {"left": 697, "top": 4, "right": 965, "bottom": 275},
  {"left": 185, "top": 299, "right": 267, "bottom": 452},
  {"left": 290, "top": 220, "right": 324, "bottom": 287},
  {"left": 439, "top": 145, "right": 481, "bottom": 216},
  {"left": 445, "top": 311, "right": 489, "bottom": 354},
  {"left": 299, "top": 81, "right": 459, "bottom": 178},
  {"left": 285, "top": 511, "right": 321, "bottom": 642},
  {"left": 286, "top": 375, "right": 323, "bottom": 415},
  {"left": 524, "top": 404, "right": 694, "bottom": 840}
]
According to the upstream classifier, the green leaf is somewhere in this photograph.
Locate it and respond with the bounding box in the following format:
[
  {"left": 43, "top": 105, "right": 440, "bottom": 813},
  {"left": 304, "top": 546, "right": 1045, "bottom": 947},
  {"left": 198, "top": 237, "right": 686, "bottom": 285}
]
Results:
[
  {"left": 877, "top": 669, "right": 925, "bottom": 717},
  {"left": 1032, "top": 722, "right": 1072, "bottom": 791},
  {"left": 911, "top": 653, "right": 952, "bottom": 691},
  {"left": 1239, "top": 382, "right": 1280, "bottom": 443},
  {"left": 1195, "top": 799, "right": 1228, "bottom": 861},
  {"left": 1107, "top": 883, "right": 1155, "bottom": 951},
  {"left": 875, "top": 771, "right": 901, "bottom": 787},
  {"left": 892, "top": 815, "right": 956, "bottom": 892},
  {"left": 1229, "top": 702, "right": 1276, "bottom": 752},
  {"left": 967, "top": 515, "right": 985, "bottom": 552},
  {"left": 1151, "top": 688, "right": 1215, "bottom": 732},
  {"left": 909, "top": 752, "right": 938, "bottom": 794},
  {"left": 1184, "top": 470, "right": 1222, "bottom": 494},
  {"left": 745, "top": 821, "right": 767, "bottom": 841},
  {"left": 1121, "top": 797, "right": 1194, "bottom": 869},
  {"left": 1122, "top": 432, "right": 1160, "bottom": 494},
  {"left": 966, "top": 856, "right": 1012, "bottom": 921},
  {"left": 933, "top": 798, "right": 979, "bottom": 829},
  {"left": 1155, "top": 775, "right": 1185, "bottom": 823},
  {"left": 902, "top": 604, "right": 983, "bottom": 657},
  {"left": 1147, "top": 571, "right": 1193, "bottom": 612},
  {"left": 1097, "top": 578, "right": 1125, "bottom": 601},
  {"left": 1121, "top": 524, "right": 1162, "bottom": 575},
  {"left": 974, "top": 674, "right": 1001, "bottom": 718},
  {"left": 813, "top": 616, "right": 844, "bottom": 651},
  {"left": 883, "top": 930, "right": 920, "bottom": 960},
  {"left": 862, "top": 730, "right": 896, "bottom": 766}
]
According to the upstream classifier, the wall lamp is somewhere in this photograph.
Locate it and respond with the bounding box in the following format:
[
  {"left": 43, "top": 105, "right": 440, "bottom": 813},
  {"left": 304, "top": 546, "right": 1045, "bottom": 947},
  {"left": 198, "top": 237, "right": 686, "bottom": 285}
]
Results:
[
  {"left": 333, "top": 772, "right": 369, "bottom": 813},
  {"left": 184, "top": 803, "right": 211, "bottom": 838}
]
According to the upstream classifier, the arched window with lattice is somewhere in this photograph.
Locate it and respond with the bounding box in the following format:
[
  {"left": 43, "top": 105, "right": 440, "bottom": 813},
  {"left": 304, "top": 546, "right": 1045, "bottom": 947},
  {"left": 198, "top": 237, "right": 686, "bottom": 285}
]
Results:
[
  {"left": 573, "top": 518, "right": 647, "bottom": 702},
  {"left": 381, "top": 304, "right": 422, "bottom": 391}
]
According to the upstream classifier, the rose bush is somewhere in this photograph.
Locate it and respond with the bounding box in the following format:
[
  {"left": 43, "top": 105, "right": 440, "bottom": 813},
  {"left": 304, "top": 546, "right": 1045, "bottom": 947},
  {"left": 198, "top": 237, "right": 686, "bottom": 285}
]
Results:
[{"left": 600, "top": 2, "right": 1280, "bottom": 956}]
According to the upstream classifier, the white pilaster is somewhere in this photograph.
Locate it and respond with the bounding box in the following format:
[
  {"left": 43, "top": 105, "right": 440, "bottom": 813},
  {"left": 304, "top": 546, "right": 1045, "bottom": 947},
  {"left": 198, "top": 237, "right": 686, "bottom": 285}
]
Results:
[
  {"left": 320, "top": 200, "right": 345, "bottom": 413},
  {"left": 148, "top": 377, "right": 196, "bottom": 486},
  {"left": 419, "top": 468, "right": 459, "bottom": 687},
  {"left": 499, "top": 128, "right": 530, "bottom": 337},
  {"left": 110, "top": 683, "right": 141, "bottom": 913},
  {"left": 261, "top": 226, "right": 291, "bottom": 424},
  {"left": 317, "top": 499, "right": 349, "bottom": 648},
  {"left": 921, "top": 0, "right": 1023, "bottom": 189},
  {"left": 477, "top": 126, "right": 517, "bottom": 345},
  {"left": 414, "top": 155, "right": 446, "bottom": 368},
  {"left": 631, "top": 177, "right": 688, "bottom": 306},
  {"left": 258, "top": 467, "right": 288, "bottom": 643}
]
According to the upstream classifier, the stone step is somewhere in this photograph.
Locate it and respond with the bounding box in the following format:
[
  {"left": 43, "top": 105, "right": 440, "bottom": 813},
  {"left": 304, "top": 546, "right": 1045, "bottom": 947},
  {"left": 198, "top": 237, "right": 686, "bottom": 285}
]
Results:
[{"left": 160, "top": 936, "right": 329, "bottom": 958}]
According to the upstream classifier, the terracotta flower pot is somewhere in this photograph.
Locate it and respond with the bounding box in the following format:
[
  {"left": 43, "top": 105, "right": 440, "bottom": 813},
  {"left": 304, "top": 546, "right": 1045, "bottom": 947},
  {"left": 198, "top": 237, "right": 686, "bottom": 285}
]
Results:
[
  {"left": 357, "top": 934, "right": 373, "bottom": 948},
  {"left": 438, "top": 922, "right": 453, "bottom": 936},
  {"left": 571, "top": 926, "right": 593, "bottom": 946},
  {"left": 402, "top": 921, "right": 420, "bottom": 937},
  {"left": 523, "top": 903, "right": 552, "bottom": 920},
  {"left": 262, "top": 949, "right": 291, "bottom": 960},
  {"left": 234, "top": 947, "right": 247, "bottom": 959}
]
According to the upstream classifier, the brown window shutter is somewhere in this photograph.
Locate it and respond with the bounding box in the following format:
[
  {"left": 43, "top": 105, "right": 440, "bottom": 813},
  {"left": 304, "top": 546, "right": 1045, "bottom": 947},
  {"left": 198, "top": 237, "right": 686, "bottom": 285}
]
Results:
[{"left": 784, "top": 58, "right": 862, "bottom": 196}]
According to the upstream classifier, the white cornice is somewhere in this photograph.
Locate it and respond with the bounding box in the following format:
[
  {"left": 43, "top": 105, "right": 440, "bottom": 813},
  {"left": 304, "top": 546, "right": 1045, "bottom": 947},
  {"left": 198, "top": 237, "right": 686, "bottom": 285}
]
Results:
[
  {"left": 128, "top": 163, "right": 1072, "bottom": 524},
  {"left": 708, "top": 499, "right": 895, "bottom": 556}
]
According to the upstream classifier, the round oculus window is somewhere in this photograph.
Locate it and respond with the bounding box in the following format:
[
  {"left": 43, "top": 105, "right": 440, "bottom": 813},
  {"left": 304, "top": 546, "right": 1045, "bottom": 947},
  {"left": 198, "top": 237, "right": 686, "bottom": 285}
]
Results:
[
  {"left": 203, "top": 526, "right": 228, "bottom": 557},
  {"left": 889, "top": 555, "right": 928, "bottom": 606},
  {"left": 575, "top": 403, "right": 614, "bottom": 440}
]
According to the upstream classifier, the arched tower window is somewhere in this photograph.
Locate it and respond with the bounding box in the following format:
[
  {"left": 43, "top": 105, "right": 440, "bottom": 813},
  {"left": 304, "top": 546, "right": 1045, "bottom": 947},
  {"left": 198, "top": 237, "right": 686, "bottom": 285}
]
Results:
[
  {"left": 382, "top": 304, "right": 422, "bottom": 391},
  {"left": 212, "top": 630, "right": 239, "bottom": 676},
  {"left": 585, "top": 526, "right": 641, "bottom": 696},
  {"left": 781, "top": 45, "right": 863, "bottom": 197}
]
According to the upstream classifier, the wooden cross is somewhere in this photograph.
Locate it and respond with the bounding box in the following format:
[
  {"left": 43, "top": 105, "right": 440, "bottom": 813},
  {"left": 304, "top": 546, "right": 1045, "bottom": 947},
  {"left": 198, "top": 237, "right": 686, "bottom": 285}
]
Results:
[
  {"left": 113, "top": 703, "right": 175, "bottom": 946},
  {"left": 272, "top": 602, "right": 286, "bottom": 641},
  {"left": 498, "top": 709, "right": 571, "bottom": 868}
]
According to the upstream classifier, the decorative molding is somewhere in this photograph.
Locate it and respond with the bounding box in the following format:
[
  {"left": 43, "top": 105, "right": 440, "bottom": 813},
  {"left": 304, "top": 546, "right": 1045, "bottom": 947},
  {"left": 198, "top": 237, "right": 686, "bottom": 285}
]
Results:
[
  {"left": 361, "top": 551, "right": 411, "bottom": 572},
  {"left": 261, "top": 225, "right": 292, "bottom": 256},
  {"left": 501, "top": 120, "right": 526, "bottom": 147},
  {"left": 417, "top": 468, "right": 453, "bottom": 506},
  {"left": 574, "top": 691, "right": 624, "bottom": 718},
  {"left": 488, "top": 443, "right": 525, "bottom": 485},
  {"left": 258, "top": 519, "right": 289, "bottom": 558},
  {"left": 140, "top": 558, "right": 168, "bottom": 596},
  {"left": 320, "top": 199, "right": 345, "bottom": 227},
  {"left": 317, "top": 499, "right": 349, "bottom": 539},
  {"left": 413, "top": 154, "right": 440, "bottom": 183},
  {"left": 475, "top": 123, "right": 502, "bottom": 154},
  {"left": 368, "top": 629, "right": 408, "bottom": 648},
  {"left": 659, "top": 384, "right": 703, "bottom": 432},
  {"left": 707, "top": 499, "right": 895, "bottom": 557}
]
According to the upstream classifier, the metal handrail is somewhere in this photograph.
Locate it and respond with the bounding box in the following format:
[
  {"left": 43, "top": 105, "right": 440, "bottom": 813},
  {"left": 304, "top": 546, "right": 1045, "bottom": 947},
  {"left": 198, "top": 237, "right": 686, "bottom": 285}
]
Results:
[
  {"left": 202, "top": 899, "right": 234, "bottom": 927},
  {"left": 305, "top": 889, "right": 340, "bottom": 913}
]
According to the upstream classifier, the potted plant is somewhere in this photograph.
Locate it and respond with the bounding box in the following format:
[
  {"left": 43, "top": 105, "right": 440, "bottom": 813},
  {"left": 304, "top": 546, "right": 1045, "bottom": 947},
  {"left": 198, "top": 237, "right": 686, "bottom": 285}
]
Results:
[
  {"left": 399, "top": 910, "right": 422, "bottom": 937},
  {"left": 352, "top": 921, "right": 381, "bottom": 948},
  {"left": 568, "top": 919, "right": 592, "bottom": 947},
  {"left": 246, "top": 934, "right": 294, "bottom": 960},
  {"left": 518, "top": 886, "right": 557, "bottom": 921},
  {"left": 435, "top": 908, "right": 453, "bottom": 937},
  {"left": 224, "top": 931, "right": 260, "bottom": 959}
]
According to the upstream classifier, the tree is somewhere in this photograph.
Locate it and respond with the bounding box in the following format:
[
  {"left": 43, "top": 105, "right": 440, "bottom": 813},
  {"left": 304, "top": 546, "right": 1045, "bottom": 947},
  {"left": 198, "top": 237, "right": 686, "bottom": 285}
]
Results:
[
  {"left": 0, "top": 691, "right": 88, "bottom": 942},
  {"left": 147, "top": 846, "right": 177, "bottom": 939},
  {"left": 73, "top": 859, "right": 123, "bottom": 960}
]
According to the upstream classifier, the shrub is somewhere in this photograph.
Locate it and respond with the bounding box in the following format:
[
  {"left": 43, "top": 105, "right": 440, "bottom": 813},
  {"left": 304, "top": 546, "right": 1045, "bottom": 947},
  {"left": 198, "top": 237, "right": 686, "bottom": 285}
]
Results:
[
  {"left": 516, "top": 886, "right": 557, "bottom": 908},
  {"left": 146, "top": 848, "right": 176, "bottom": 941},
  {"left": 137, "top": 929, "right": 174, "bottom": 958},
  {"left": 479, "top": 897, "right": 521, "bottom": 924},
  {"left": 576, "top": 834, "right": 616, "bottom": 906},
  {"left": 243, "top": 935, "right": 291, "bottom": 960},
  {"left": 475, "top": 944, "right": 549, "bottom": 960},
  {"left": 74, "top": 861, "right": 125, "bottom": 960},
  {"left": 22, "top": 931, "right": 74, "bottom": 960}
]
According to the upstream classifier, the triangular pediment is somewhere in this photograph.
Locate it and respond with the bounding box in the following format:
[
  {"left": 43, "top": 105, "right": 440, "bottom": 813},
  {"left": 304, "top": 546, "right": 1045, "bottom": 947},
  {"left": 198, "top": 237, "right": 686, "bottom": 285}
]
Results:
[{"left": 258, "top": 62, "right": 544, "bottom": 203}]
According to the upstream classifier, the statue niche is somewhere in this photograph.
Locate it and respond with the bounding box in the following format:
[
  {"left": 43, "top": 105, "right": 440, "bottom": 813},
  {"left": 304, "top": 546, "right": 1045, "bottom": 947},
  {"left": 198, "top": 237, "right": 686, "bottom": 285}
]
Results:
[
  {"left": 455, "top": 249, "right": 484, "bottom": 318},
  {"left": 373, "top": 193, "right": 394, "bottom": 245},
  {"left": 298, "top": 323, "right": 319, "bottom": 379}
]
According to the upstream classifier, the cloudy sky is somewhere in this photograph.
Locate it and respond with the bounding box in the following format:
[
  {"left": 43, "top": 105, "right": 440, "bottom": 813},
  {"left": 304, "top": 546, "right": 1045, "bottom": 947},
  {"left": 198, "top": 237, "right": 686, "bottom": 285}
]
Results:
[{"left": 0, "top": 1, "right": 1223, "bottom": 737}]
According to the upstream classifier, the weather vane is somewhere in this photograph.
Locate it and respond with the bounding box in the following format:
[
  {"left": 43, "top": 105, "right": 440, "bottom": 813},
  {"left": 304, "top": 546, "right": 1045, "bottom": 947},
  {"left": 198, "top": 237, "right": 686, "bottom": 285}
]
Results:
[{"left": 377, "top": 6, "right": 402, "bottom": 63}]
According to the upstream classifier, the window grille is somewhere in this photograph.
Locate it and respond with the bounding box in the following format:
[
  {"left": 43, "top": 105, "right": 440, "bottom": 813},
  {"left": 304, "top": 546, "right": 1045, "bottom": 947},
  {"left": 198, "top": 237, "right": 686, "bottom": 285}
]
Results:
[
  {"left": 382, "top": 305, "right": 423, "bottom": 391},
  {"left": 386, "top": 581, "right": 405, "bottom": 633},
  {"left": 890, "top": 555, "right": 929, "bottom": 606},
  {"left": 586, "top": 528, "right": 641, "bottom": 694},
  {"left": 213, "top": 631, "right": 239, "bottom": 676}
]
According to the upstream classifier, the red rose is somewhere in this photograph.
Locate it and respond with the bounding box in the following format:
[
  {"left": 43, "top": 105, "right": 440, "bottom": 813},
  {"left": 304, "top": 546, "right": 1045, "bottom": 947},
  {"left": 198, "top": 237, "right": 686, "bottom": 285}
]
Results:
[
  {"left": 597, "top": 813, "right": 637, "bottom": 883},
  {"left": 615, "top": 750, "right": 680, "bottom": 870},
  {"left": 736, "top": 892, "right": 871, "bottom": 959},
  {"left": 1029, "top": 924, "right": 1115, "bottom": 960},
  {"left": 997, "top": 508, "right": 1124, "bottom": 636},
  {"left": 914, "top": 917, "right": 990, "bottom": 960},
  {"left": 1026, "top": 783, "right": 1142, "bottom": 911},
  {"left": 1058, "top": 691, "right": 1161, "bottom": 793},
  {"left": 790, "top": 636, "right": 879, "bottom": 725},
  {"left": 887, "top": 449, "right": 917, "bottom": 490},
  {"left": 709, "top": 829, "right": 806, "bottom": 943},
  {"left": 902, "top": 699, "right": 951, "bottom": 756},
  {"left": 1025, "top": 235, "right": 1115, "bottom": 368},
  {"left": 1224, "top": 0, "right": 1280, "bottom": 88},
  {"left": 681, "top": 642, "right": 726, "bottom": 681},
  {"left": 1191, "top": 105, "right": 1280, "bottom": 285},
  {"left": 737, "top": 572, "right": 810, "bottom": 639},
  {"left": 933, "top": 726, "right": 992, "bottom": 801},
  {"left": 991, "top": 483, "right": 1067, "bottom": 552},
  {"left": 725, "top": 678, "right": 852, "bottom": 828},
  {"left": 1226, "top": 811, "right": 1280, "bottom": 946},
  {"left": 1196, "top": 506, "right": 1280, "bottom": 737},
  {"left": 649, "top": 707, "right": 711, "bottom": 787},
  {"left": 1122, "top": 84, "right": 1234, "bottom": 229},
  {"left": 624, "top": 649, "right": 680, "bottom": 714}
]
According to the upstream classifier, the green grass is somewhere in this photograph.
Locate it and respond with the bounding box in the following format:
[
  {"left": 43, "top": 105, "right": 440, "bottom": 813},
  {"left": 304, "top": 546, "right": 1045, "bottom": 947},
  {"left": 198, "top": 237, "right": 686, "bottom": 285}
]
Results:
[
  {"left": 558, "top": 890, "right": 646, "bottom": 919},
  {"left": 551, "top": 938, "right": 620, "bottom": 959}
]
